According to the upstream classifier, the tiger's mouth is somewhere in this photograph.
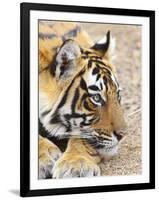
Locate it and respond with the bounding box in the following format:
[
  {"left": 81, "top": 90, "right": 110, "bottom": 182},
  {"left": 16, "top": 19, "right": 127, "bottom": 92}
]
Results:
[{"left": 85, "top": 132, "right": 118, "bottom": 149}]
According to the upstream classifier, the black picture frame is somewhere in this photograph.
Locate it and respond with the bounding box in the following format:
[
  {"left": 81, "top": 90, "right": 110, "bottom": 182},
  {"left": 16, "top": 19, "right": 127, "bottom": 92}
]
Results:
[{"left": 20, "top": 2, "right": 155, "bottom": 197}]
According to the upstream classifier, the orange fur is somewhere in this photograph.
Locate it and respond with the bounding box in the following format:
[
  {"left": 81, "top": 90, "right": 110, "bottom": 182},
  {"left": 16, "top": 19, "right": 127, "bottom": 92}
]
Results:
[{"left": 38, "top": 21, "right": 127, "bottom": 179}]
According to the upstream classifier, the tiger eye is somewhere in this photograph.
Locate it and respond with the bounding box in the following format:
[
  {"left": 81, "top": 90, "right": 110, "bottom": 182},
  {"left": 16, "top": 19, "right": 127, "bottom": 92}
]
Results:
[{"left": 92, "top": 94, "right": 101, "bottom": 102}]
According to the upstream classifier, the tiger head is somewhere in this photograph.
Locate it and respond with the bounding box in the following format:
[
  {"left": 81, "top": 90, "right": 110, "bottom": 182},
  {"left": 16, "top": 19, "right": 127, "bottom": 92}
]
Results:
[{"left": 39, "top": 31, "right": 127, "bottom": 157}]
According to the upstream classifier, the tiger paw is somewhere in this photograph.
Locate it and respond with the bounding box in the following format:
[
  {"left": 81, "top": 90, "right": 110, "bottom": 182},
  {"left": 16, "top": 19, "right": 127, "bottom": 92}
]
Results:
[
  {"left": 52, "top": 155, "right": 101, "bottom": 178},
  {"left": 39, "top": 136, "right": 62, "bottom": 179}
]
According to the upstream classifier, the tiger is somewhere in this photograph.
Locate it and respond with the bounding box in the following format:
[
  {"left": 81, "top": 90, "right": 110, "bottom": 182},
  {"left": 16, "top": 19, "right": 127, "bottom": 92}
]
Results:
[{"left": 38, "top": 21, "right": 127, "bottom": 179}]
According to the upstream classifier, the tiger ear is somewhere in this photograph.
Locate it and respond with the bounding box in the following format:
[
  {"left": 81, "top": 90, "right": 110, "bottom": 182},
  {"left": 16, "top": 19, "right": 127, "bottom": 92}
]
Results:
[
  {"left": 91, "top": 31, "right": 116, "bottom": 61},
  {"left": 53, "top": 39, "right": 81, "bottom": 80}
]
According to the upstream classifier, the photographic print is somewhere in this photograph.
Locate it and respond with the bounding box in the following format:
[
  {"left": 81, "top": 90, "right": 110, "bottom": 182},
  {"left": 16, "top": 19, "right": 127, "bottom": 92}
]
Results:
[
  {"left": 38, "top": 21, "right": 141, "bottom": 179},
  {"left": 20, "top": 3, "right": 155, "bottom": 197}
]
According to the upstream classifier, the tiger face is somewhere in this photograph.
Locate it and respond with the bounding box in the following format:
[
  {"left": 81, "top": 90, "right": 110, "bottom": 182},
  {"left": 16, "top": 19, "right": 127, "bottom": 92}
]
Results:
[{"left": 39, "top": 34, "right": 127, "bottom": 157}]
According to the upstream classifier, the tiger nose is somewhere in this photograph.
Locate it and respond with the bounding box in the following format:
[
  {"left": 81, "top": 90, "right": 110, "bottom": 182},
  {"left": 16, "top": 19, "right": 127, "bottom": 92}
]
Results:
[{"left": 113, "top": 131, "right": 126, "bottom": 141}]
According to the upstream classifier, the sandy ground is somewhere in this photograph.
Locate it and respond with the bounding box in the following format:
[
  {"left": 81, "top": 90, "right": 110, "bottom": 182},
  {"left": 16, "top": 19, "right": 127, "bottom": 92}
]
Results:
[{"left": 81, "top": 23, "right": 142, "bottom": 176}]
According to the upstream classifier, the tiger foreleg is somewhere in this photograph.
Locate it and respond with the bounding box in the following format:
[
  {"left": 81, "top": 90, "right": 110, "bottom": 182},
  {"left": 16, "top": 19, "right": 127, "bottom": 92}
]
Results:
[
  {"left": 52, "top": 138, "right": 101, "bottom": 178},
  {"left": 39, "top": 135, "right": 62, "bottom": 179}
]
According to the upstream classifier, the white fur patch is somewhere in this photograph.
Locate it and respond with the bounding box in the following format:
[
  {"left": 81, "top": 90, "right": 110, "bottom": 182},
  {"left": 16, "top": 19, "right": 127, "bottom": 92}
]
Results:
[
  {"left": 96, "top": 133, "right": 119, "bottom": 160},
  {"left": 97, "top": 36, "right": 107, "bottom": 44},
  {"left": 106, "top": 35, "right": 116, "bottom": 60}
]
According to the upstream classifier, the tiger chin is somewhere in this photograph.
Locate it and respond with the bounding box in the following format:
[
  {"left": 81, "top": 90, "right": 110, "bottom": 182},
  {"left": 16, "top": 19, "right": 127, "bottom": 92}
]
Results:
[{"left": 38, "top": 22, "right": 127, "bottom": 179}]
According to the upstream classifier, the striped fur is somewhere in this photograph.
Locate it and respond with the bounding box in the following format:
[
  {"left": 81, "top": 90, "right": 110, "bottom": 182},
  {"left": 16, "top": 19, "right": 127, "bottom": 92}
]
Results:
[{"left": 38, "top": 22, "right": 127, "bottom": 179}]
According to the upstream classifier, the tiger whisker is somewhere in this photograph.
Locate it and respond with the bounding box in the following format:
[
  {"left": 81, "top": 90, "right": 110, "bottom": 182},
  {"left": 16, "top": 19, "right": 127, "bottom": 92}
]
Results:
[{"left": 127, "top": 108, "right": 141, "bottom": 118}]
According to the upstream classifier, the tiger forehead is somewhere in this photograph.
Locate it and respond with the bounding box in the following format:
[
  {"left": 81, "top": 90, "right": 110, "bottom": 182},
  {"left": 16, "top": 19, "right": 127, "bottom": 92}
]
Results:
[
  {"left": 81, "top": 49, "right": 102, "bottom": 60},
  {"left": 80, "top": 53, "right": 119, "bottom": 91},
  {"left": 82, "top": 57, "right": 113, "bottom": 81},
  {"left": 81, "top": 49, "right": 112, "bottom": 71}
]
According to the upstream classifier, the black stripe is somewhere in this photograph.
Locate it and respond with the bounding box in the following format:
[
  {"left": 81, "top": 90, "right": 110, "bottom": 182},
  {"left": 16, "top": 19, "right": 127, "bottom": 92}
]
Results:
[
  {"left": 88, "top": 85, "right": 100, "bottom": 91},
  {"left": 96, "top": 74, "right": 101, "bottom": 81},
  {"left": 88, "top": 116, "right": 98, "bottom": 123},
  {"left": 81, "top": 55, "right": 89, "bottom": 59},
  {"left": 64, "top": 112, "right": 93, "bottom": 121},
  {"left": 103, "top": 76, "right": 110, "bottom": 87},
  {"left": 81, "top": 93, "right": 88, "bottom": 102},
  {"left": 80, "top": 121, "right": 92, "bottom": 126},
  {"left": 105, "top": 83, "right": 108, "bottom": 92},
  {"left": 77, "top": 68, "right": 86, "bottom": 76},
  {"left": 83, "top": 100, "right": 94, "bottom": 111},
  {"left": 49, "top": 56, "right": 57, "bottom": 77},
  {"left": 65, "top": 125, "right": 72, "bottom": 132},
  {"left": 71, "top": 88, "right": 79, "bottom": 113},
  {"left": 50, "top": 113, "right": 61, "bottom": 124},
  {"left": 94, "top": 60, "right": 107, "bottom": 67},
  {"left": 41, "top": 109, "right": 51, "bottom": 117},
  {"left": 100, "top": 83, "right": 103, "bottom": 90},
  {"left": 101, "top": 67, "right": 112, "bottom": 76},
  {"left": 90, "top": 31, "right": 110, "bottom": 52},
  {"left": 92, "top": 67, "right": 100, "bottom": 75},
  {"left": 88, "top": 60, "right": 93, "bottom": 68},
  {"left": 89, "top": 56, "right": 102, "bottom": 60},
  {"left": 80, "top": 78, "right": 87, "bottom": 91},
  {"left": 57, "top": 91, "right": 68, "bottom": 109},
  {"left": 59, "top": 64, "right": 66, "bottom": 78},
  {"left": 117, "top": 90, "right": 121, "bottom": 104},
  {"left": 83, "top": 50, "right": 93, "bottom": 55}
]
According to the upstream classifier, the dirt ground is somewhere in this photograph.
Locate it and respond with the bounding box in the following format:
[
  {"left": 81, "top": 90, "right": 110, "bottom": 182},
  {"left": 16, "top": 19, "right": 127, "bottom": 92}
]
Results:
[{"left": 81, "top": 23, "right": 142, "bottom": 176}]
